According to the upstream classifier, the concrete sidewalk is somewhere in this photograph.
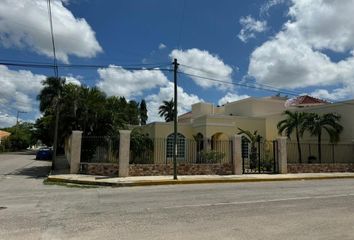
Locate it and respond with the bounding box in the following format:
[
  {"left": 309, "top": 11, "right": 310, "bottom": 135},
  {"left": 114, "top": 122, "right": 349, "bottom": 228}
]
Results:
[{"left": 47, "top": 172, "right": 354, "bottom": 187}]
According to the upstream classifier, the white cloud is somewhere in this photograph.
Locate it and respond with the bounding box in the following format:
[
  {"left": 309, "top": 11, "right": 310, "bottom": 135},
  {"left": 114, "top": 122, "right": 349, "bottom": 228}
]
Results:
[
  {"left": 0, "top": 113, "right": 16, "bottom": 128},
  {"left": 260, "top": 0, "right": 287, "bottom": 16},
  {"left": 0, "top": 0, "right": 102, "bottom": 63},
  {"left": 145, "top": 82, "right": 203, "bottom": 122},
  {"left": 158, "top": 43, "right": 167, "bottom": 50},
  {"left": 170, "top": 48, "right": 233, "bottom": 89},
  {"left": 97, "top": 65, "right": 168, "bottom": 98},
  {"left": 238, "top": 16, "right": 267, "bottom": 43},
  {"left": 218, "top": 92, "right": 250, "bottom": 106},
  {"left": 248, "top": 0, "right": 354, "bottom": 100},
  {"left": 65, "top": 75, "right": 81, "bottom": 85}
]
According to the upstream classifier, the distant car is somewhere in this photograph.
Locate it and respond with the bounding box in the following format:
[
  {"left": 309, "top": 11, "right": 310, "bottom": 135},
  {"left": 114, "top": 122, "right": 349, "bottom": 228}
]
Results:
[{"left": 35, "top": 148, "right": 53, "bottom": 160}]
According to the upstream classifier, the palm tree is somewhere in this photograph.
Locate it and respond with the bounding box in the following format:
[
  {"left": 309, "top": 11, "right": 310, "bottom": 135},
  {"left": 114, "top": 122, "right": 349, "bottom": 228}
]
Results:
[
  {"left": 237, "top": 128, "right": 262, "bottom": 169},
  {"left": 37, "top": 77, "right": 66, "bottom": 113},
  {"left": 158, "top": 99, "right": 175, "bottom": 122},
  {"left": 277, "top": 111, "right": 307, "bottom": 163},
  {"left": 302, "top": 113, "right": 343, "bottom": 163}
]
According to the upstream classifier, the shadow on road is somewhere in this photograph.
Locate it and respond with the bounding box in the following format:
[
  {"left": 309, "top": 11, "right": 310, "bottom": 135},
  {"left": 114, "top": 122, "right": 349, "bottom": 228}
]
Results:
[{"left": 8, "top": 165, "right": 51, "bottom": 179}]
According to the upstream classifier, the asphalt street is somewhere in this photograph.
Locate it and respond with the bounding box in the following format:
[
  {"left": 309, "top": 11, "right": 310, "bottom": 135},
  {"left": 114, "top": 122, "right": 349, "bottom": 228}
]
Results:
[{"left": 1, "top": 153, "right": 354, "bottom": 240}]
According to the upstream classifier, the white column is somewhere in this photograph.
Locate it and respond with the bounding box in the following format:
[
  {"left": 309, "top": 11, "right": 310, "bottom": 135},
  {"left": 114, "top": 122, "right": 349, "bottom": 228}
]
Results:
[
  {"left": 70, "top": 131, "right": 83, "bottom": 174},
  {"left": 277, "top": 137, "right": 287, "bottom": 174},
  {"left": 119, "top": 130, "right": 131, "bottom": 177},
  {"left": 232, "top": 134, "right": 243, "bottom": 175}
]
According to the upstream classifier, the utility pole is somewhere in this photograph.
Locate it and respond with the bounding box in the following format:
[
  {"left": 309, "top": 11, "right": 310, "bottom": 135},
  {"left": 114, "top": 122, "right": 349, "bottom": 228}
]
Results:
[
  {"left": 173, "top": 58, "right": 179, "bottom": 180},
  {"left": 48, "top": 0, "right": 60, "bottom": 170}
]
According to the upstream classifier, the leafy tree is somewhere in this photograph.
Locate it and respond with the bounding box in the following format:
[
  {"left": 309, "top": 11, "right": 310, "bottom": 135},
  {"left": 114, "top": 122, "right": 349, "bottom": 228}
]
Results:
[
  {"left": 237, "top": 128, "right": 262, "bottom": 169},
  {"left": 2, "top": 122, "right": 36, "bottom": 150},
  {"left": 139, "top": 99, "right": 148, "bottom": 125},
  {"left": 130, "top": 128, "right": 153, "bottom": 164},
  {"left": 158, "top": 99, "right": 175, "bottom": 122},
  {"left": 36, "top": 77, "right": 144, "bottom": 151},
  {"left": 277, "top": 111, "right": 307, "bottom": 163},
  {"left": 302, "top": 113, "right": 343, "bottom": 163}
]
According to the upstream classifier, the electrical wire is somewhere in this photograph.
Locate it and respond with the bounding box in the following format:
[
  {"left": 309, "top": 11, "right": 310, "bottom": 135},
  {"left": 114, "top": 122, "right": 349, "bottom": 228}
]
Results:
[
  {"left": 47, "top": 0, "right": 58, "bottom": 77},
  {"left": 178, "top": 70, "right": 300, "bottom": 97}
]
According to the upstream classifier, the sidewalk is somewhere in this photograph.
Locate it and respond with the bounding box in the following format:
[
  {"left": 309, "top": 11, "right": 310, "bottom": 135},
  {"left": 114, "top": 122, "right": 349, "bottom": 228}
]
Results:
[{"left": 47, "top": 172, "right": 354, "bottom": 187}]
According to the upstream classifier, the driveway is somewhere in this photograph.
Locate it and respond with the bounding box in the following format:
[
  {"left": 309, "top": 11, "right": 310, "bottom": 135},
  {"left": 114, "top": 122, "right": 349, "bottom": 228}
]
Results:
[{"left": 1, "top": 153, "right": 354, "bottom": 240}]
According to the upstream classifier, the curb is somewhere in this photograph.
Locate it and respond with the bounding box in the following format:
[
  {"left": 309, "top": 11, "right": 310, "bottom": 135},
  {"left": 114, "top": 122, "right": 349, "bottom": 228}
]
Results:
[{"left": 46, "top": 175, "right": 354, "bottom": 187}]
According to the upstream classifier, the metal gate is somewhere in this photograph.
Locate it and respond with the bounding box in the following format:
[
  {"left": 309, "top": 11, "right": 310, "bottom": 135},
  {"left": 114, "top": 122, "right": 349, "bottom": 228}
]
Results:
[{"left": 242, "top": 140, "right": 278, "bottom": 174}]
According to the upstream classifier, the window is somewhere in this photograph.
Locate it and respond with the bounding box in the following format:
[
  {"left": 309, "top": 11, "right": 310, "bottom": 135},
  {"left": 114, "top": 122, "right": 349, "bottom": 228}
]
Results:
[{"left": 166, "top": 133, "right": 186, "bottom": 159}]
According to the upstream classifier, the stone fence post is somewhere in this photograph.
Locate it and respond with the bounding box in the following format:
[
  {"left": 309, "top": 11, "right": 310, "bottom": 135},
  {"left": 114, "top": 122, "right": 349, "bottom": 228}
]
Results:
[
  {"left": 70, "top": 130, "right": 83, "bottom": 174},
  {"left": 119, "top": 130, "right": 131, "bottom": 177},
  {"left": 232, "top": 134, "right": 242, "bottom": 175},
  {"left": 277, "top": 137, "right": 287, "bottom": 174}
]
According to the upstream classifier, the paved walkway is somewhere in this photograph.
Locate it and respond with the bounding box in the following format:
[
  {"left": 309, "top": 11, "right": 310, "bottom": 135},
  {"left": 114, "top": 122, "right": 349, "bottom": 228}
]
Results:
[{"left": 47, "top": 172, "right": 354, "bottom": 187}]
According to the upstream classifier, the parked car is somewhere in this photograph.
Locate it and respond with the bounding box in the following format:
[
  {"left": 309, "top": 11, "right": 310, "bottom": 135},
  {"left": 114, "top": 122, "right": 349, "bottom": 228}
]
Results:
[{"left": 35, "top": 147, "right": 53, "bottom": 160}]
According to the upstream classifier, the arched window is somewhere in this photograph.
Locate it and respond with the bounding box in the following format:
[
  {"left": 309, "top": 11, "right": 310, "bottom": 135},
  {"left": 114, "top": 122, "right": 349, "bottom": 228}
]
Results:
[{"left": 166, "top": 133, "right": 186, "bottom": 159}]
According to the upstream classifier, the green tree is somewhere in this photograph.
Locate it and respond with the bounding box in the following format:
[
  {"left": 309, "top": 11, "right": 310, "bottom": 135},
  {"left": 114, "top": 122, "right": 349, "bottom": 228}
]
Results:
[
  {"left": 2, "top": 122, "right": 36, "bottom": 150},
  {"left": 277, "top": 111, "right": 307, "bottom": 163},
  {"left": 303, "top": 113, "right": 343, "bottom": 163},
  {"left": 237, "top": 128, "right": 262, "bottom": 169},
  {"left": 158, "top": 99, "right": 175, "bottom": 122},
  {"left": 38, "top": 77, "right": 66, "bottom": 113},
  {"left": 139, "top": 99, "right": 148, "bottom": 125}
]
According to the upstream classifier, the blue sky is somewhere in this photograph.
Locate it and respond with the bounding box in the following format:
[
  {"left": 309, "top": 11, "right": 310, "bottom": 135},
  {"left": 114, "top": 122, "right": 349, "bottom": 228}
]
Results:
[{"left": 1, "top": 0, "right": 354, "bottom": 127}]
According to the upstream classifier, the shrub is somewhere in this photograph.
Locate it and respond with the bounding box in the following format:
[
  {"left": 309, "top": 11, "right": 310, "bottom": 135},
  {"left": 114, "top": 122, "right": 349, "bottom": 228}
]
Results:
[{"left": 198, "top": 150, "right": 225, "bottom": 164}]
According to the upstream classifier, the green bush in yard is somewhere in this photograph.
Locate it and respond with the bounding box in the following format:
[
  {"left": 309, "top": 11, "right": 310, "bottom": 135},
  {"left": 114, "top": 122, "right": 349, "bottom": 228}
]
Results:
[{"left": 198, "top": 150, "right": 225, "bottom": 163}]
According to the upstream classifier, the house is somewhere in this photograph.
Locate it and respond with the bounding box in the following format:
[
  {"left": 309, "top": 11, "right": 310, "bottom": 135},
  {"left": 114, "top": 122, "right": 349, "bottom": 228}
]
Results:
[
  {"left": 141, "top": 95, "right": 354, "bottom": 163},
  {"left": 0, "top": 130, "right": 11, "bottom": 144}
]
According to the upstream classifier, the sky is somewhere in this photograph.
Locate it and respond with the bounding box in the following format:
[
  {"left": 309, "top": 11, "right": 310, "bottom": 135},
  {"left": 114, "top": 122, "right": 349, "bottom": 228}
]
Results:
[{"left": 1, "top": 0, "right": 354, "bottom": 127}]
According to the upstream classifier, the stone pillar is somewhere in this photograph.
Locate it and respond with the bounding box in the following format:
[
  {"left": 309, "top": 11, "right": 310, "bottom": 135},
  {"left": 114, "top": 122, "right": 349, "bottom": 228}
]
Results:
[
  {"left": 70, "top": 131, "right": 83, "bottom": 174},
  {"left": 277, "top": 137, "right": 287, "bottom": 174},
  {"left": 119, "top": 130, "right": 131, "bottom": 177},
  {"left": 232, "top": 134, "right": 243, "bottom": 175}
]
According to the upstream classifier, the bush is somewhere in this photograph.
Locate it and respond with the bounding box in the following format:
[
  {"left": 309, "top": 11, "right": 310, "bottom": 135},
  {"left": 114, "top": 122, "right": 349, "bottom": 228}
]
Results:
[{"left": 198, "top": 150, "right": 225, "bottom": 164}]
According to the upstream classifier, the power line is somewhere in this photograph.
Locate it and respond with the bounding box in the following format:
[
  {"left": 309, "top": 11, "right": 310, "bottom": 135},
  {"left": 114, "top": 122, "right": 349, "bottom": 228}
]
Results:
[
  {"left": 178, "top": 70, "right": 300, "bottom": 97},
  {"left": 0, "top": 61, "right": 172, "bottom": 72},
  {"left": 179, "top": 63, "right": 302, "bottom": 96}
]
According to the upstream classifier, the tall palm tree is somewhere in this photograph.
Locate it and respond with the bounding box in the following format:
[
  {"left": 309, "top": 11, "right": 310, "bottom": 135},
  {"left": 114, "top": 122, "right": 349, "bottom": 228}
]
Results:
[
  {"left": 303, "top": 113, "right": 343, "bottom": 163},
  {"left": 277, "top": 111, "right": 307, "bottom": 163},
  {"left": 158, "top": 99, "right": 175, "bottom": 122},
  {"left": 37, "top": 77, "right": 66, "bottom": 113}
]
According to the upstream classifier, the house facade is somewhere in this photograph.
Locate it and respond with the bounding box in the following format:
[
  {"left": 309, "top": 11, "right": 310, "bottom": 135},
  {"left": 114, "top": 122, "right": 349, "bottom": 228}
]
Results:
[
  {"left": 0, "top": 130, "right": 11, "bottom": 145},
  {"left": 141, "top": 95, "right": 354, "bottom": 164}
]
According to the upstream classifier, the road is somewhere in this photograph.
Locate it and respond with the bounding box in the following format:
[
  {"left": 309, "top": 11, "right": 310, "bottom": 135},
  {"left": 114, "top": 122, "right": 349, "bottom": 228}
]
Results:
[{"left": 1, "top": 153, "right": 354, "bottom": 240}]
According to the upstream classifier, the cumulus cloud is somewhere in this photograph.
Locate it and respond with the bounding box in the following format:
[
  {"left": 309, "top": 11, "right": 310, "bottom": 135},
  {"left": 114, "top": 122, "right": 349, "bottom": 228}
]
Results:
[
  {"left": 145, "top": 82, "right": 203, "bottom": 122},
  {"left": 0, "top": 113, "right": 17, "bottom": 128},
  {"left": 218, "top": 92, "right": 250, "bottom": 106},
  {"left": 0, "top": 0, "right": 102, "bottom": 63},
  {"left": 260, "top": 0, "right": 287, "bottom": 16},
  {"left": 170, "top": 48, "right": 233, "bottom": 89},
  {"left": 97, "top": 65, "right": 169, "bottom": 98},
  {"left": 0, "top": 65, "right": 46, "bottom": 127},
  {"left": 238, "top": 16, "right": 267, "bottom": 43},
  {"left": 158, "top": 43, "right": 167, "bottom": 50},
  {"left": 248, "top": 0, "right": 354, "bottom": 100}
]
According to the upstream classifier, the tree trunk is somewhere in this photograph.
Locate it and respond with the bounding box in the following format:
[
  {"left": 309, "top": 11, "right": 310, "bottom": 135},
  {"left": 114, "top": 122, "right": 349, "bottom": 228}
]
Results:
[
  {"left": 318, "top": 131, "right": 322, "bottom": 163},
  {"left": 296, "top": 127, "right": 302, "bottom": 164}
]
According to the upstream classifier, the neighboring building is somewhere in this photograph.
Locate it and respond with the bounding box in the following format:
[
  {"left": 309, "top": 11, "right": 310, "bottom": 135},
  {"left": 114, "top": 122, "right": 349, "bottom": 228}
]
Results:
[
  {"left": 0, "top": 130, "right": 11, "bottom": 144},
  {"left": 141, "top": 95, "right": 354, "bottom": 163}
]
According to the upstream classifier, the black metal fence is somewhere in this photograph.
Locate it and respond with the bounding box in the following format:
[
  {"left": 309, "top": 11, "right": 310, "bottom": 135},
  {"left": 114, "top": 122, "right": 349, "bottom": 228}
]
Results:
[
  {"left": 130, "top": 138, "right": 233, "bottom": 164},
  {"left": 243, "top": 140, "right": 278, "bottom": 174},
  {"left": 287, "top": 142, "right": 354, "bottom": 164},
  {"left": 81, "top": 136, "right": 120, "bottom": 163}
]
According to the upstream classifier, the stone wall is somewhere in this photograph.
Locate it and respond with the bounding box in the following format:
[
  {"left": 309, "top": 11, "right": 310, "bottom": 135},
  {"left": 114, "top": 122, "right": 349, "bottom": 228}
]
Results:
[
  {"left": 81, "top": 163, "right": 119, "bottom": 176},
  {"left": 80, "top": 163, "right": 233, "bottom": 176},
  {"left": 288, "top": 163, "right": 354, "bottom": 173}
]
